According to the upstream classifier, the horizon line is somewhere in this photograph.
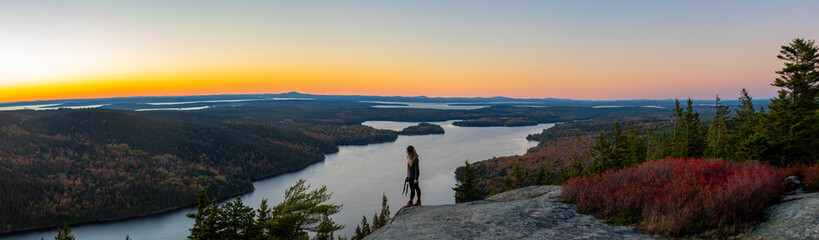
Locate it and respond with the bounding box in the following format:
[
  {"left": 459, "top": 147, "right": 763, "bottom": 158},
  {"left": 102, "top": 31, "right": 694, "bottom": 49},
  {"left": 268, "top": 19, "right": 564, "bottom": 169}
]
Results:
[{"left": 0, "top": 91, "right": 774, "bottom": 106}]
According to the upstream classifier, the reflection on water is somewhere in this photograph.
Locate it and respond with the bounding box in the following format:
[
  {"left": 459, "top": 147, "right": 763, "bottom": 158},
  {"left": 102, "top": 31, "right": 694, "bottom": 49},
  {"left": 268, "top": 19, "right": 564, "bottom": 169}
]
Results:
[
  {"left": 134, "top": 106, "right": 212, "bottom": 111},
  {"left": 360, "top": 101, "right": 488, "bottom": 110},
  {"left": 4, "top": 120, "right": 552, "bottom": 240}
]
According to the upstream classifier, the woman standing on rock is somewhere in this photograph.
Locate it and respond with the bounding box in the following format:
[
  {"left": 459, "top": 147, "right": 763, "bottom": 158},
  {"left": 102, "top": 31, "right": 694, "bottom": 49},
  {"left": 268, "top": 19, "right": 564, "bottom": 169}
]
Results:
[{"left": 405, "top": 145, "right": 421, "bottom": 207}]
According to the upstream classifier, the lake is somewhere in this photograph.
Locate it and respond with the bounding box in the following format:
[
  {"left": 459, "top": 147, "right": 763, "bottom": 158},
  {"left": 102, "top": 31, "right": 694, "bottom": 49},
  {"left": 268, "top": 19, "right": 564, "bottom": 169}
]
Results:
[{"left": 3, "top": 120, "right": 553, "bottom": 240}]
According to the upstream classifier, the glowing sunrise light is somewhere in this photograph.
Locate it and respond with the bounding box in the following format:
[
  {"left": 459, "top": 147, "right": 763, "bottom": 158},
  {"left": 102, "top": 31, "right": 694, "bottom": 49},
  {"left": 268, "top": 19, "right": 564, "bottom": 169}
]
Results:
[{"left": 2, "top": 1, "right": 818, "bottom": 103}]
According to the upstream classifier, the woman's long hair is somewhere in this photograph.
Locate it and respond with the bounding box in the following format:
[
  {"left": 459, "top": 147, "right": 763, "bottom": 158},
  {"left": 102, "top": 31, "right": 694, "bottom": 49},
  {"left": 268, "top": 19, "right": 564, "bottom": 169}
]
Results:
[{"left": 406, "top": 145, "right": 418, "bottom": 166}]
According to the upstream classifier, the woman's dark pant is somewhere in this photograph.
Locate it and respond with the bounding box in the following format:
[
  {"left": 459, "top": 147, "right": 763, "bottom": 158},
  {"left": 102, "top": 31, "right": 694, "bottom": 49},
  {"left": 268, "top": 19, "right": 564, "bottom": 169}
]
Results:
[{"left": 409, "top": 181, "right": 421, "bottom": 200}]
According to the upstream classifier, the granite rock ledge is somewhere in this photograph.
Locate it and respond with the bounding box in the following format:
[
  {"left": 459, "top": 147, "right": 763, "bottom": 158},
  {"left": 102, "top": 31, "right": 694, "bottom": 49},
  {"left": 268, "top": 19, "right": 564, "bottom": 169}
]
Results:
[{"left": 365, "top": 186, "right": 653, "bottom": 240}]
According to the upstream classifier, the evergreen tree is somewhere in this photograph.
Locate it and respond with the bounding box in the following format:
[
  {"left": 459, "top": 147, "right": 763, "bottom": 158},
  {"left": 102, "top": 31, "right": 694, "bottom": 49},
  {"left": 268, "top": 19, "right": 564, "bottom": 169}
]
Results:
[
  {"left": 765, "top": 38, "right": 819, "bottom": 165},
  {"left": 554, "top": 166, "right": 567, "bottom": 185},
  {"left": 271, "top": 179, "right": 342, "bottom": 239},
  {"left": 255, "top": 199, "right": 273, "bottom": 239},
  {"left": 590, "top": 131, "right": 613, "bottom": 174},
  {"left": 503, "top": 175, "right": 514, "bottom": 191},
  {"left": 376, "top": 194, "right": 390, "bottom": 229},
  {"left": 55, "top": 224, "right": 75, "bottom": 240},
  {"left": 706, "top": 95, "right": 731, "bottom": 159},
  {"left": 201, "top": 200, "right": 221, "bottom": 240},
  {"left": 186, "top": 180, "right": 343, "bottom": 240},
  {"left": 371, "top": 213, "right": 380, "bottom": 232},
  {"left": 625, "top": 122, "right": 647, "bottom": 166},
  {"left": 453, "top": 161, "right": 482, "bottom": 203},
  {"left": 774, "top": 38, "right": 819, "bottom": 111},
  {"left": 671, "top": 99, "right": 686, "bottom": 158},
  {"left": 314, "top": 215, "right": 342, "bottom": 240},
  {"left": 645, "top": 130, "right": 663, "bottom": 160},
  {"left": 512, "top": 164, "right": 526, "bottom": 188},
  {"left": 352, "top": 225, "right": 363, "bottom": 240},
  {"left": 186, "top": 190, "right": 220, "bottom": 240},
  {"left": 683, "top": 99, "right": 706, "bottom": 158},
  {"left": 534, "top": 166, "right": 549, "bottom": 185},
  {"left": 186, "top": 189, "right": 210, "bottom": 240},
  {"left": 612, "top": 122, "right": 629, "bottom": 167},
  {"left": 219, "top": 196, "right": 257, "bottom": 239},
  {"left": 568, "top": 155, "right": 585, "bottom": 178},
  {"left": 351, "top": 216, "right": 370, "bottom": 240},
  {"left": 732, "top": 89, "right": 764, "bottom": 160}
]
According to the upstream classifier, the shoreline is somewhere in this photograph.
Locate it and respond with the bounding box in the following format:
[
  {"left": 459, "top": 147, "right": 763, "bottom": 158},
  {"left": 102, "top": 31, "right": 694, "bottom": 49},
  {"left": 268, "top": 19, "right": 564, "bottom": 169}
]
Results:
[
  {"left": 0, "top": 119, "right": 544, "bottom": 237},
  {"left": 0, "top": 129, "right": 400, "bottom": 237},
  {"left": 0, "top": 187, "right": 254, "bottom": 237}
]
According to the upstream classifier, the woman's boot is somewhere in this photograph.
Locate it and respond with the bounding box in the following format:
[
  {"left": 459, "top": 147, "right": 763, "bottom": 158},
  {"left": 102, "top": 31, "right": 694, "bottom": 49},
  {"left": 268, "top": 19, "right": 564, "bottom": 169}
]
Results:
[
  {"left": 414, "top": 199, "right": 421, "bottom": 206},
  {"left": 404, "top": 200, "right": 413, "bottom": 207}
]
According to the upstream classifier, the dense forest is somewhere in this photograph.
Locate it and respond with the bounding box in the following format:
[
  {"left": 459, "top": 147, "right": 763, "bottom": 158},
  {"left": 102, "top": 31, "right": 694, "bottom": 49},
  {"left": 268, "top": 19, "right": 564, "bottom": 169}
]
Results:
[{"left": 0, "top": 110, "right": 345, "bottom": 232}]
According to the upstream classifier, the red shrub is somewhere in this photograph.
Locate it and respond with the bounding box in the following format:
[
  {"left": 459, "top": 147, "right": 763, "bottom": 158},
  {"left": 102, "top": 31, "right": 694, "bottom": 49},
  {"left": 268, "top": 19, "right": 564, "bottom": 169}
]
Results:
[
  {"left": 804, "top": 165, "right": 819, "bottom": 192},
  {"left": 561, "top": 158, "right": 783, "bottom": 236},
  {"left": 780, "top": 164, "right": 808, "bottom": 180}
]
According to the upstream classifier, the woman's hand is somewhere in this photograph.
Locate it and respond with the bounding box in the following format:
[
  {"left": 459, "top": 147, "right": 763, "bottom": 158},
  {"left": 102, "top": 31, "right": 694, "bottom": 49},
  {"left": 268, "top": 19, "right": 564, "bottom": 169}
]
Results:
[{"left": 414, "top": 179, "right": 418, "bottom": 184}]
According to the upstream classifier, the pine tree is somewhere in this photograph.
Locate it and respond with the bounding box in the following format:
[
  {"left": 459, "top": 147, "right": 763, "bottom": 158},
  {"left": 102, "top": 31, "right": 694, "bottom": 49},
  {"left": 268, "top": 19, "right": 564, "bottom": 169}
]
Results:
[
  {"left": 645, "top": 130, "right": 662, "bottom": 160},
  {"left": 201, "top": 200, "right": 221, "bottom": 240},
  {"left": 590, "top": 131, "right": 613, "bottom": 174},
  {"left": 271, "top": 179, "right": 342, "bottom": 239},
  {"left": 55, "top": 224, "right": 75, "bottom": 240},
  {"left": 568, "top": 155, "right": 585, "bottom": 178},
  {"left": 255, "top": 199, "right": 273, "bottom": 239},
  {"left": 671, "top": 99, "right": 686, "bottom": 158},
  {"left": 352, "top": 225, "right": 363, "bottom": 240},
  {"left": 376, "top": 194, "right": 390, "bottom": 228},
  {"left": 351, "top": 216, "right": 370, "bottom": 240},
  {"left": 765, "top": 38, "right": 819, "bottom": 165},
  {"left": 554, "top": 166, "right": 567, "bottom": 185},
  {"left": 219, "top": 196, "right": 257, "bottom": 239},
  {"left": 625, "top": 122, "right": 647, "bottom": 166},
  {"left": 503, "top": 175, "right": 514, "bottom": 191},
  {"left": 683, "top": 99, "right": 705, "bottom": 158},
  {"left": 534, "top": 166, "right": 549, "bottom": 185},
  {"left": 453, "top": 161, "right": 482, "bottom": 203},
  {"left": 186, "top": 189, "right": 212, "bottom": 240},
  {"left": 512, "top": 164, "right": 525, "bottom": 188},
  {"left": 611, "top": 122, "right": 629, "bottom": 168},
  {"left": 706, "top": 95, "right": 731, "bottom": 159},
  {"left": 314, "top": 215, "right": 342, "bottom": 240},
  {"left": 732, "top": 89, "right": 764, "bottom": 161}
]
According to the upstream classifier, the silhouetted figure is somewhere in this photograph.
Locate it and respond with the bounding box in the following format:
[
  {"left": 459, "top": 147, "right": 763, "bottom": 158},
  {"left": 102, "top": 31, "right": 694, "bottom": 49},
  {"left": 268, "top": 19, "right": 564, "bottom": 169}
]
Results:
[{"left": 405, "top": 145, "right": 421, "bottom": 207}]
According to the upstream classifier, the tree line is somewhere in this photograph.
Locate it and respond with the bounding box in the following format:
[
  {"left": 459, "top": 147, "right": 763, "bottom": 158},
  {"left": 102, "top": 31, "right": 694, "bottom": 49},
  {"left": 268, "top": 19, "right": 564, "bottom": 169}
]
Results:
[{"left": 454, "top": 38, "right": 819, "bottom": 201}]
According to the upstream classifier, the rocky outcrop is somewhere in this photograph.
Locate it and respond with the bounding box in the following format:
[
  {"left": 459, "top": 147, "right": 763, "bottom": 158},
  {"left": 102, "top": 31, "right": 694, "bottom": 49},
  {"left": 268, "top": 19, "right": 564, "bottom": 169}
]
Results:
[
  {"left": 366, "top": 186, "right": 652, "bottom": 240},
  {"left": 752, "top": 192, "right": 819, "bottom": 240}
]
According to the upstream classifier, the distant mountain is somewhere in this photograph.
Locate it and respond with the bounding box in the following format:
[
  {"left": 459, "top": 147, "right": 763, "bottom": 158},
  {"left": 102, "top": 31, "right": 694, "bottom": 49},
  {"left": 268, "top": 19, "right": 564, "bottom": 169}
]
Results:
[{"left": 0, "top": 92, "right": 772, "bottom": 112}]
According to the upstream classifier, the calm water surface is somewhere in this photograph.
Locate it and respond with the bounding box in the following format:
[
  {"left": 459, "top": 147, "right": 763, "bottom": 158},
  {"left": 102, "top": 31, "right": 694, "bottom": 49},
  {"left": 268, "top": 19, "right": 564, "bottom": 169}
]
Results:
[{"left": 4, "top": 120, "right": 553, "bottom": 240}]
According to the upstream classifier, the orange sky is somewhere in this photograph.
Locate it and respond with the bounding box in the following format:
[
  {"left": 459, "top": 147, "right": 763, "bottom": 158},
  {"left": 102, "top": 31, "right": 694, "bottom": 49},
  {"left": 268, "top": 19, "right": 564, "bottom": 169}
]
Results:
[{"left": 2, "top": 1, "right": 817, "bottom": 103}]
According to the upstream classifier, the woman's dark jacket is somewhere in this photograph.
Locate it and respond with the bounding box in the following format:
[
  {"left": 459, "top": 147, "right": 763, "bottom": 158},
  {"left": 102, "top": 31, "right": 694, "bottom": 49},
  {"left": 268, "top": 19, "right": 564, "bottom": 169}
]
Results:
[{"left": 407, "top": 157, "right": 420, "bottom": 181}]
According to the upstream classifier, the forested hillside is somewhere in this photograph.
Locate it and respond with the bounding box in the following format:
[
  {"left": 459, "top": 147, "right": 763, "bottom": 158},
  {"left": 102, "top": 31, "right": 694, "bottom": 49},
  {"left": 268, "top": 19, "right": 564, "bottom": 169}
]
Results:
[
  {"left": 0, "top": 98, "right": 674, "bottom": 234},
  {"left": 0, "top": 110, "right": 349, "bottom": 233}
]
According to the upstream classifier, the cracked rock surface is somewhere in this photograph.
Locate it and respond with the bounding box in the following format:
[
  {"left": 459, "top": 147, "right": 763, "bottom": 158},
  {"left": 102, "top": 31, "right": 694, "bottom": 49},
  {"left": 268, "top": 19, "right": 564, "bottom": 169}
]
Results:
[{"left": 365, "top": 186, "right": 652, "bottom": 240}]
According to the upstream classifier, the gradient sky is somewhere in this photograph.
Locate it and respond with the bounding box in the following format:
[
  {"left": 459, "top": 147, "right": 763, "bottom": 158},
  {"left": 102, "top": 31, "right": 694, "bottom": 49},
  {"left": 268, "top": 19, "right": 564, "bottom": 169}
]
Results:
[{"left": 2, "top": 0, "right": 819, "bottom": 102}]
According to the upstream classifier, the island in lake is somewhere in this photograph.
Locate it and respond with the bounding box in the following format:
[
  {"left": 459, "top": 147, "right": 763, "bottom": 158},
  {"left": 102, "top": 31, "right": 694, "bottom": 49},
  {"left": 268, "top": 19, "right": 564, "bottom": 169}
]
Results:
[{"left": 398, "top": 123, "right": 445, "bottom": 136}]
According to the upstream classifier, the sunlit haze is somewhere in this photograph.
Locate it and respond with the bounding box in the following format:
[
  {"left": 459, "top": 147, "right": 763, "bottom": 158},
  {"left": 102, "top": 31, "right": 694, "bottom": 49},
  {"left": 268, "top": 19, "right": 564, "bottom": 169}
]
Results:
[{"left": 2, "top": 0, "right": 819, "bottom": 102}]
